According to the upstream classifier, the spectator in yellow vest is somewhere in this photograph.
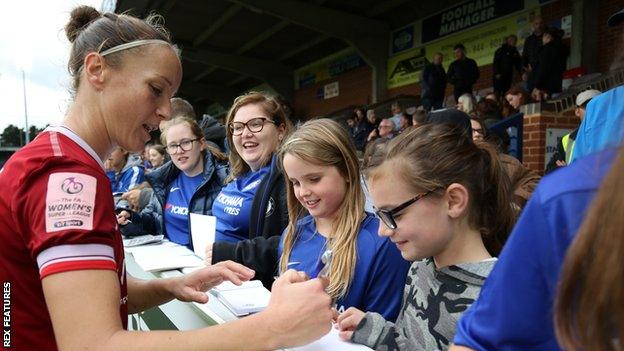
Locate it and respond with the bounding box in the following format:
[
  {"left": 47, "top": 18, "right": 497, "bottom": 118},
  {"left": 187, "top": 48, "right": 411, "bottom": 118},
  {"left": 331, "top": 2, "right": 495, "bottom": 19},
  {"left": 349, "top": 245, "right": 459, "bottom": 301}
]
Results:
[{"left": 545, "top": 89, "right": 601, "bottom": 173}]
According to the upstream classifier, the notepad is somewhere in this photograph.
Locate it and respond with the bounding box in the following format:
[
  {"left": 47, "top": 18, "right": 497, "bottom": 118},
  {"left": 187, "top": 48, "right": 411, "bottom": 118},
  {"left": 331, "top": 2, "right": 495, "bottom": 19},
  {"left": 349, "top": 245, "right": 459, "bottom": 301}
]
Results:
[
  {"left": 211, "top": 280, "right": 271, "bottom": 316},
  {"left": 189, "top": 213, "right": 217, "bottom": 260},
  {"left": 130, "top": 242, "right": 204, "bottom": 272}
]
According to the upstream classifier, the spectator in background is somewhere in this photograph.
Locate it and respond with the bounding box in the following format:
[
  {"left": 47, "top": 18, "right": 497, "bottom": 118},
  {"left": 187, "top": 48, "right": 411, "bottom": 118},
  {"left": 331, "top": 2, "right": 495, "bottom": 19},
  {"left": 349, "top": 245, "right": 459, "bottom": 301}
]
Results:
[
  {"left": 364, "top": 118, "right": 395, "bottom": 165},
  {"left": 493, "top": 35, "right": 522, "bottom": 98},
  {"left": 447, "top": 43, "right": 480, "bottom": 102},
  {"left": 352, "top": 107, "right": 373, "bottom": 151},
  {"left": 366, "top": 109, "right": 380, "bottom": 130},
  {"left": 470, "top": 116, "right": 487, "bottom": 142},
  {"left": 420, "top": 52, "right": 447, "bottom": 111},
  {"left": 457, "top": 93, "right": 476, "bottom": 116},
  {"left": 390, "top": 102, "right": 403, "bottom": 132},
  {"left": 504, "top": 86, "right": 530, "bottom": 116},
  {"left": 412, "top": 107, "right": 427, "bottom": 127},
  {"left": 398, "top": 112, "right": 412, "bottom": 133},
  {"left": 522, "top": 15, "right": 546, "bottom": 92},
  {"left": 346, "top": 117, "right": 356, "bottom": 136},
  {"left": 147, "top": 143, "right": 166, "bottom": 169},
  {"left": 545, "top": 89, "right": 601, "bottom": 173},
  {"left": 532, "top": 27, "right": 568, "bottom": 101},
  {"left": 200, "top": 114, "right": 228, "bottom": 152},
  {"left": 141, "top": 143, "right": 154, "bottom": 170},
  {"left": 484, "top": 91, "right": 498, "bottom": 102},
  {"left": 106, "top": 146, "right": 144, "bottom": 193},
  {"left": 367, "top": 118, "right": 395, "bottom": 144},
  {"left": 476, "top": 98, "right": 502, "bottom": 126},
  {"left": 170, "top": 97, "right": 196, "bottom": 120}
]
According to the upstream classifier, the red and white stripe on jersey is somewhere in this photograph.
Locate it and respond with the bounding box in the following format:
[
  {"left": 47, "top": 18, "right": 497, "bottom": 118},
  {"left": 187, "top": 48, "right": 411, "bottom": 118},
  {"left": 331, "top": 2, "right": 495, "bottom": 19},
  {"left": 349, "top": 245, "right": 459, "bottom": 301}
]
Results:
[{"left": 36, "top": 243, "right": 117, "bottom": 279}]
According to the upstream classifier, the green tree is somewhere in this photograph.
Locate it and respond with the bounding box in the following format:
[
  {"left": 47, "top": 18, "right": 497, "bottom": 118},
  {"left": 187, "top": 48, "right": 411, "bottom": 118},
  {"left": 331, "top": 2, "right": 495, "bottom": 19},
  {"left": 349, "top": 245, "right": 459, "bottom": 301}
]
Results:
[
  {"left": 1, "top": 124, "right": 24, "bottom": 147},
  {"left": 28, "top": 125, "right": 44, "bottom": 142}
]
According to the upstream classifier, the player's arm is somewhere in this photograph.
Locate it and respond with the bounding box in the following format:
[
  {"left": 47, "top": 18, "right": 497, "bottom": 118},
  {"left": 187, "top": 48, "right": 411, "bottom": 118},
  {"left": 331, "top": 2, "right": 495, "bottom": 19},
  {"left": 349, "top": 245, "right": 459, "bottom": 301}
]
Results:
[
  {"left": 43, "top": 269, "right": 333, "bottom": 350},
  {"left": 126, "top": 261, "right": 254, "bottom": 313}
]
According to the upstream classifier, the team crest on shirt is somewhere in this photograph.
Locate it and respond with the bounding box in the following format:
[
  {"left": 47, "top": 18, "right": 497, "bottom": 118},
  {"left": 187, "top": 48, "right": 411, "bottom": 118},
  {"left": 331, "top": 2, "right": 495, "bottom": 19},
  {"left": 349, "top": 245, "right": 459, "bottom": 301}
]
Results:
[{"left": 45, "top": 173, "right": 96, "bottom": 232}]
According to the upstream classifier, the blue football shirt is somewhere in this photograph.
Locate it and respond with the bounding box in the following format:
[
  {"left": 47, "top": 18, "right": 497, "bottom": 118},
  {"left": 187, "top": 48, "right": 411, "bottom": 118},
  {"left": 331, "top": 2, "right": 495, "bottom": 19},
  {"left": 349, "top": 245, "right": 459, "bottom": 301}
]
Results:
[
  {"left": 164, "top": 172, "right": 204, "bottom": 247},
  {"left": 212, "top": 165, "right": 270, "bottom": 243},
  {"left": 279, "top": 213, "right": 409, "bottom": 321}
]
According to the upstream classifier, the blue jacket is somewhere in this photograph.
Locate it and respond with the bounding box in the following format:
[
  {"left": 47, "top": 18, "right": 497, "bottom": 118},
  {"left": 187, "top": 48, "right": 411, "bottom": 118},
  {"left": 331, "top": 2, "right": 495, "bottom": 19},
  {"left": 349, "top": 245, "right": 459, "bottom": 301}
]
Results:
[
  {"left": 453, "top": 148, "right": 616, "bottom": 350},
  {"left": 107, "top": 157, "right": 144, "bottom": 193},
  {"left": 121, "top": 152, "right": 228, "bottom": 248}
]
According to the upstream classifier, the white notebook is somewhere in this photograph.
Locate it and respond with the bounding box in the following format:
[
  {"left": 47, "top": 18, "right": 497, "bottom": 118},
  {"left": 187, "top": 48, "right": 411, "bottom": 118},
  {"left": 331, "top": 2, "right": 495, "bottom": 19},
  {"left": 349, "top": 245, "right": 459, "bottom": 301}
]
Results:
[{"left": 211, "top": 280, "right": 271, "bottom": 316}]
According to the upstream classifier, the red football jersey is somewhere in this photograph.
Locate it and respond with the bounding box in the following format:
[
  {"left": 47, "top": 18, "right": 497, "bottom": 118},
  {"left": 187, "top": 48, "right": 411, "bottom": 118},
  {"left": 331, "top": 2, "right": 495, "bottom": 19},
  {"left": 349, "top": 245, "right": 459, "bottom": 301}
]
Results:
[{"left": 0, "top": 126, "right": 128, "bottom": 350}]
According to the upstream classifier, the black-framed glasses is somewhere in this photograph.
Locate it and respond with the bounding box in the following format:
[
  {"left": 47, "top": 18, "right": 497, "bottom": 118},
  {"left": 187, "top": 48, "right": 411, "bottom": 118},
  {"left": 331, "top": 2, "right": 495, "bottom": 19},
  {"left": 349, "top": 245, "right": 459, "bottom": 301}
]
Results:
[
  {"left": 166, "top": 138, "right": 200, "bottom": 154},
  {"left": 374, "top": 190, "right": 435, "bottom": 230},
  {"left": 229, "top": 117, "right": 276, "bottom": 136}
]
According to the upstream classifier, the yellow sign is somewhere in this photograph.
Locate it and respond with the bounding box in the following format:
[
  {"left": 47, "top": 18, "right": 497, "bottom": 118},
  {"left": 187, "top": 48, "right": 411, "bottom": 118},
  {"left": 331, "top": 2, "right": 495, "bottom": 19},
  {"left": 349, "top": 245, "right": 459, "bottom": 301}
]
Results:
[{"left": 387, "top": 8, "right": 539, "bottom": 89}]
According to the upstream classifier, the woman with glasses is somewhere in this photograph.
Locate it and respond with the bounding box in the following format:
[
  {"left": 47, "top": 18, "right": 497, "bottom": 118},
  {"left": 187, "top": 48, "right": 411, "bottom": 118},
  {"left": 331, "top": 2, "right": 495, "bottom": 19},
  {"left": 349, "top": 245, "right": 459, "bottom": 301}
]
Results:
[
  {"left": 337, "top": 123, "right": 516, "bottom": 350},
  {"left": 117, "top": 116, "right": 228, "bottom": 248},
  {"left": 208, "top": 93, "right": 293, "bottom": 287}
]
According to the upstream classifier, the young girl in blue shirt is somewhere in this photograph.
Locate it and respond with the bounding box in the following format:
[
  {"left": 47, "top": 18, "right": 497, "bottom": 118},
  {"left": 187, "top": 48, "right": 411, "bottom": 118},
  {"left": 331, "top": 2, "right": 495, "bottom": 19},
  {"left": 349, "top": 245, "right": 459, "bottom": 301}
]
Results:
[{"left": 278, "top": 119, "right": 409, "bottom": 322}]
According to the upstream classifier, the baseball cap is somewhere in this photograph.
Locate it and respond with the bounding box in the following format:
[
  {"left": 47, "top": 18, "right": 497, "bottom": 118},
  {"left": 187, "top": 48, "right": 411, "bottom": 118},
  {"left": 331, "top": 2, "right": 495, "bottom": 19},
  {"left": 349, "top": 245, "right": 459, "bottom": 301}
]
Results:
[
  {"left": 575, "top": 89, "right": 601, "bottom": 107},
  {"left": 608, "top": 8, "right": 624, "bottom": 26}
]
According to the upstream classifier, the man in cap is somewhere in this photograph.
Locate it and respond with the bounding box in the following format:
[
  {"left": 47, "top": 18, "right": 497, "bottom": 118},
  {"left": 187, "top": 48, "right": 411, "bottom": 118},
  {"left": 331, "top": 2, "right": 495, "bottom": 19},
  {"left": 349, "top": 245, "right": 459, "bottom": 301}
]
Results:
[{"left": 545, "top": 89, "right": 601, "bottom": 173}]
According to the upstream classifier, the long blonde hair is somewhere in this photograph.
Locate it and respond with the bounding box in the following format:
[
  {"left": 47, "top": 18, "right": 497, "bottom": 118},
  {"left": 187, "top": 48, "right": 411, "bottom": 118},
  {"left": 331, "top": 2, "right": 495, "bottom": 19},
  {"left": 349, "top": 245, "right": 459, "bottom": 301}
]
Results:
[
  {"left": 224, "top": 91, "right": 293, "bottom": 183},
  {"left": 278, "top": 119, "right": 365, "bottom": 299}
]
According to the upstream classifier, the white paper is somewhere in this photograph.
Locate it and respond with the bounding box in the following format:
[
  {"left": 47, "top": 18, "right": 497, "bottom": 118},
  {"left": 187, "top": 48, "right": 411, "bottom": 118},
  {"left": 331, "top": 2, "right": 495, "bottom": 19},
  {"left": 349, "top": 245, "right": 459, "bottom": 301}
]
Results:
[
  {"left": 287, "top": 326, "right": 372, "bottom": 350},
  {"left": 211, "top": 280, "right": 271, "bottom": 316},
  {"left": 189, "top": 213, "right": 217, "bottom": 259},
  {"left": 130, "top": 242, "right": 203, "bottom": 272}
]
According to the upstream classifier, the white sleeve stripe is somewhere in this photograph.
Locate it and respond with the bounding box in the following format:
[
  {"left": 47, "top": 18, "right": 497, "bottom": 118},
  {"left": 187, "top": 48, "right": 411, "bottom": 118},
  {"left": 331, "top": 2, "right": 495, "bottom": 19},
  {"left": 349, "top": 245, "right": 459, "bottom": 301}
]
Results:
[
  {"left": 37, "top": 244, "right": 114, "bottom": 269},
  {"left": 49, "top": 131, "right": 63, "bottom": 157},
  {"left": 39, "top": 256, "right": 116, "bottom": 271}
]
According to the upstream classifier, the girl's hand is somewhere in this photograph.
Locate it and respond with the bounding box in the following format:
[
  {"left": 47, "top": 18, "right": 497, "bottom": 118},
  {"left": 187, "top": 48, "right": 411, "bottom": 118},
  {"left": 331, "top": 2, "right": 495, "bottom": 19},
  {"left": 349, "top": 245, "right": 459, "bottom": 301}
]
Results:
[
  {"left": 116, "top": 210, "right": 131, "bottom": 225},
  {"left": 335, "top": 307, "right": 366, "bottom": 341},
  {"left": 170, "top": 261, "right": 255, "bottom": 303}
]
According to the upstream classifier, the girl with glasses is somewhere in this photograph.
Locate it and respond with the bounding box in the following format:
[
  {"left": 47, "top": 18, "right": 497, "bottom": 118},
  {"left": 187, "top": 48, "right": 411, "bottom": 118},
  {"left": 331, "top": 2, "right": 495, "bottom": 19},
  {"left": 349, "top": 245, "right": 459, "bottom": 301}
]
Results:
[
  {"left": 117, "top": 116, "right": 228, "bottom": 248},
  {"left": 278, "top": 119, "right": 409, "bottom": 321},
  {"left": 337, "top": 123, "right": 516, "bottom": 350}
]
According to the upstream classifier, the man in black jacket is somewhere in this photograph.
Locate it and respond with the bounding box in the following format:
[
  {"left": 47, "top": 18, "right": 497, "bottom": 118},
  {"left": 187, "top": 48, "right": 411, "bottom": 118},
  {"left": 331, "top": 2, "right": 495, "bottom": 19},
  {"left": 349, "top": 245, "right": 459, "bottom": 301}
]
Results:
[
  {"left": 420, "top": 52, "right": 447, "bottom": 110},
  {"left": 522, "top": 15, "right": 546, "bottom": 91},
  {"left": 493, "top": 35, "right": 522, "bottom": 97},
  {"left": 532, "top": 27, "right": 568, "bottom": 101},
  {"left": 447, "top": 43, "right": 480, "bottom": 102}
]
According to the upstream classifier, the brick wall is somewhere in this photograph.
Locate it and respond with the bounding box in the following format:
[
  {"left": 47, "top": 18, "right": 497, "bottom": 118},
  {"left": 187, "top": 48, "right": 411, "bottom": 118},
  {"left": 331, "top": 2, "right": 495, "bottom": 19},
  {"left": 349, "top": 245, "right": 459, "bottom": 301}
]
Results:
[
  {"left": 597, "top": 0, "right": 624, "bottom": 74},
  {"left": 522, "top": 109, "right": 579, "bottom": 172},
  {"left": 292, "top": 66, "right": 372, "bottom": 120}
]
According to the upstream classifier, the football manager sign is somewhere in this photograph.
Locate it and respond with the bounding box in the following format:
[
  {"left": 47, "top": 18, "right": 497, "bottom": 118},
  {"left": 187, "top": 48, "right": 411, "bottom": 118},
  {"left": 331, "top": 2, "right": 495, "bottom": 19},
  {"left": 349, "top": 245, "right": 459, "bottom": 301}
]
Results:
[{"left": 422, "top": 0, "right": 523, "bottom": 43}]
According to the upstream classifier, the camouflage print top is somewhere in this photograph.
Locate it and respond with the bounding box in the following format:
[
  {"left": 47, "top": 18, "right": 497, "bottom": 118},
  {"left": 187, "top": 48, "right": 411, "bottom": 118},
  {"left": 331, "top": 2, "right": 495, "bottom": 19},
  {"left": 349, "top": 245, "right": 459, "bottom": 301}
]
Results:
[{"left": 351, "top": 258, "right": 496, "bottom": 351}]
